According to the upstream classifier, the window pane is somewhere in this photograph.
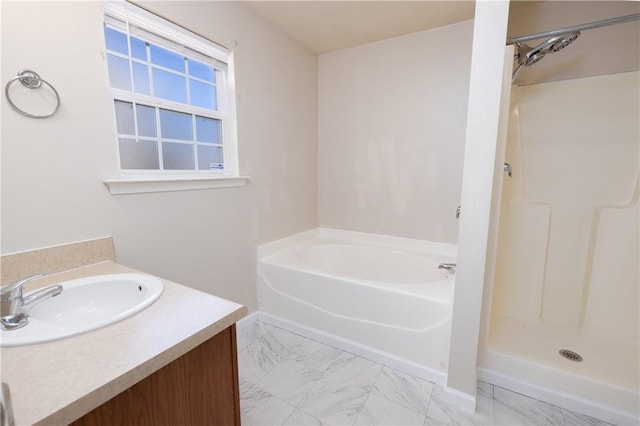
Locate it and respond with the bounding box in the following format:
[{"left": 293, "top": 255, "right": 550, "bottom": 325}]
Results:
[
  {"left": 132, "top": 62, "right": 150, "bottom": 95},
  {"left": 152, "top": 68, "right": 186, "bottom": 103},
  {"left": 162, "top": 143, "right": 194, "bottom": 170},
  {"left": 195, "top": 116, "right": 221, "bottom": 143},
  {"left": 103, "top": 8, "right": 231, "bottom": 176},
  {"left": 104, "top": 27, "right": 128, "bottom": 54},
  {"left": 114, "top": 101, "right": 135, "bottom": 135},
  {"left": 119, "top": 138, "right": 159, "bottom": 169},
  {"left": 197, "top": 146, "right": 223, "bottom": 170},
  {"left": 159, "top": 109, "right": 192, "bottom": 141},
  {"left": 107, "top": 54, "right": 131, "bottom": 91},
  {"left": 136, "top": 105, "right": 157, "bottom": 137},
  {"left": 189, "top": 79, "right": 217, "bottom": 110},
  {"left": 130, "top": 37, "right": 147, "bottom": 60},
  {"left": 188, "top": 59, "right": 215, "bottom": 83},
  {"left": 150, "top": 45, "right": 185, "bottom": 72}
]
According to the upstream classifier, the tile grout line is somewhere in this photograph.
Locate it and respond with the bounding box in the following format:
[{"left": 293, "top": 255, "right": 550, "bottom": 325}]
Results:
[
  {"left": 271, "top": 321, "right": 365, "bottom": 424},
  {"left": 423, "top": 384, "right": 435, "bottom": 426},
  {"left": 374, "top": 368, "right": 433, "bottom": 420},
  {"left": 248, "top": 380, "right": 297, "bottom": 425},
  {"left": 352, "top": 365, "right": 385, "bottom": 426},
  {"left": 280, "top": 405, "right": 296, "bottom": 426},
  {"left": 491, "top": 384, "right": 496, "bottom": 426},
  {"left": 290, "top": 359, "right": 326, "bottom": 413},
  {"left": 481, "top": 381, "right": 494, "bottom": 426}
]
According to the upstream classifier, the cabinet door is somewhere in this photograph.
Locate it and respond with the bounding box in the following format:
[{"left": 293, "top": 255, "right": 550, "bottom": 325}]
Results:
[{"left": 73, "top": 325, "right": 240, "bottom": 426}]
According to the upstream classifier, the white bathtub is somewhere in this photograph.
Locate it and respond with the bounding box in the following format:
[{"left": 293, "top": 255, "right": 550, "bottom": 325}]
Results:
[{"left": 257, "top": 228, "right": 456, "bottom": 382}]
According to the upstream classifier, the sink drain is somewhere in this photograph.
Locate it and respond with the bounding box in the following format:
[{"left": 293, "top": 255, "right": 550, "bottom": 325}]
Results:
[{"left": 559, "top": 349, "right": 583, "bottom": 362}]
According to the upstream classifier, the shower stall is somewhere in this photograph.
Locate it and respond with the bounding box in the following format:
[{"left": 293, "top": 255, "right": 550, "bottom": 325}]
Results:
[{"left": 479, "top": 8, "right": 639, "bottom": 425}]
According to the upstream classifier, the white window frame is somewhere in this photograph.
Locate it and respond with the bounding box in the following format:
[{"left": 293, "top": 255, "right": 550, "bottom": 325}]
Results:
[{"left": 101, "top": 1, "right": 247, "bottom": 194}]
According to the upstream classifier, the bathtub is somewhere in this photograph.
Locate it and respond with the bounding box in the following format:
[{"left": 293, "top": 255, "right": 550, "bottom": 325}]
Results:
[{"left": 257, "top": 228, "right": 456, "bottom": 382}]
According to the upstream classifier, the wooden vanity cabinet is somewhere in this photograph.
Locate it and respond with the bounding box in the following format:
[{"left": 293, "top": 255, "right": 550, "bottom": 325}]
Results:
[{"left": 72, "top": 325, "right": 240, "bottom": 426}]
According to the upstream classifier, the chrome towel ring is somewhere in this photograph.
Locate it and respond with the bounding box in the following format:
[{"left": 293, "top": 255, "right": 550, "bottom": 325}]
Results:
[{"left": 5, "top": 69, "right": 60, "bottom": 118}]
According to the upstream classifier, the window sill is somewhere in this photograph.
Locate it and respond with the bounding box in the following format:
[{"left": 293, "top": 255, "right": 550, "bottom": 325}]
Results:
[{"left": 103, "top": 175, "right": 250, "bottom": 195}]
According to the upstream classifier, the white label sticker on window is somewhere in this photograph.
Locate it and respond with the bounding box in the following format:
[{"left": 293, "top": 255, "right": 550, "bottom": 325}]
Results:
[{"left": 210, "top": 163, "right": 224, "bottom": 170}]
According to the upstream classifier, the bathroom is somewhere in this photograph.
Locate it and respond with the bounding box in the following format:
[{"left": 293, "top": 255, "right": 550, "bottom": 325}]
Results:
[{"left": 1, "top": 0, "right": 638, "bottom": 425}]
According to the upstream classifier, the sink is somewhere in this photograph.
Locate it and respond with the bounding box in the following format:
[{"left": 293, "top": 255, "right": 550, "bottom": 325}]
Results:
[{"left": 0, "top": 273, "right": 163, "bottom": 347}]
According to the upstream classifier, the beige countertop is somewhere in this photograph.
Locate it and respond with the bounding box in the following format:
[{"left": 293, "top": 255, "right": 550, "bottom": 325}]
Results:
[{"left": 0, "top": 261, "right": 247, "bottom": 425}]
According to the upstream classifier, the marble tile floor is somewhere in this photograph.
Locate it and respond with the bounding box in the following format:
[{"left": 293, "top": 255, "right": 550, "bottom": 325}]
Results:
[{"left": 237, "top": 319, "right": 614, "bottom": 426}]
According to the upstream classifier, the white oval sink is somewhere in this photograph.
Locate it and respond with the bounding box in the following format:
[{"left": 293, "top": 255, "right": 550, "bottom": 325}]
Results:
[{"left": 0, "top": 273, "right": 163, "bottom": 347}]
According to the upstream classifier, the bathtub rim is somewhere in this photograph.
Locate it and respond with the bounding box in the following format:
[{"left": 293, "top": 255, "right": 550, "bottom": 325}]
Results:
[{"left": 258, "top": 228, "right": 458, "bottom": 259}]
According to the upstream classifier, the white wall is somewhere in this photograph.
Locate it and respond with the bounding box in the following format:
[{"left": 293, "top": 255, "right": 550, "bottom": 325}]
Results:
[
  {"left": 318, "top": 21, "right": 473, "bottom": 243},
  {"left": 0, "top": 1, "right": 318, "bottom": 310},
  {"left": 444, "top": 0, "right": 510, "bottom": 410}
]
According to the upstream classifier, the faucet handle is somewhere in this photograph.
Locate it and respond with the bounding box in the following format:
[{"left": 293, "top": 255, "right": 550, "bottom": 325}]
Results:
[{"left": 0, "top": 274, "right": 45, "bottom": 299}]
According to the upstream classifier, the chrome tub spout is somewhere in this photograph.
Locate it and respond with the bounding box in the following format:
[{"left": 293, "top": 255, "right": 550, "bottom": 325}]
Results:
[{"left": 438, "top": 263, "right": 457, "bottom": 273}]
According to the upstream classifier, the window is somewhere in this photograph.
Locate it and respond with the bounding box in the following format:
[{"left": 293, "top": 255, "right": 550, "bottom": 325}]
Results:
[{"left": 102, "top": 2, "right": 238, "bottom": 180}]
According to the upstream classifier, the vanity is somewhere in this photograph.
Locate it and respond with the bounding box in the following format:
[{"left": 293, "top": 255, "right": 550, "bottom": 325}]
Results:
[{"left": 0, "top": 239, "right": 246, "bottom": 425}]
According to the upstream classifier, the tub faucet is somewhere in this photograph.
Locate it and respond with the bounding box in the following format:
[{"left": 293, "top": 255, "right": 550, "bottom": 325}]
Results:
[
  {"left": 504, "top": 162, "right": 512, "bottom": 178},
  {"left": 0, "top": 274, "right": 63, "bottom": 331},
  {"left": 438, "top": 263, "right": 456, "bottom": 273}
]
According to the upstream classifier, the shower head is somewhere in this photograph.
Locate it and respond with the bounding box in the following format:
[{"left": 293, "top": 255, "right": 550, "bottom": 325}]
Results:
[
  {"left": 512, "top": 31, "right": 581, "bottom": 82},
  {"left": 545, "top": 32, "right": 581, "bottom": 53},
  {"left": 516, "top": 32, "right": 581, "bottom": 66}
]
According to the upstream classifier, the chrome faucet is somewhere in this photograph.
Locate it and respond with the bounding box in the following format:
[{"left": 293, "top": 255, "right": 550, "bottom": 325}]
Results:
[
  {"left": 0, "top": 274, "right": 62, "bottom": 331},
  {"left": 455, "top": 205, "right": 461, "bottom": 219},
  {"left": 504, "top": 162, "right": 512, "bottom": 178},
  {"left": 438, "top": 263, "right": 457, "bottom": 273}
]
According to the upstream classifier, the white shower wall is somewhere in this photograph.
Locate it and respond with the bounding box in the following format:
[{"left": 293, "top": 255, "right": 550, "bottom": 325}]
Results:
[
  {"left": 492, "top": 71, "right": 639, "bottom": 340},
  {"left": 483, "top": 70, "right": 639, "bottom": 421}
]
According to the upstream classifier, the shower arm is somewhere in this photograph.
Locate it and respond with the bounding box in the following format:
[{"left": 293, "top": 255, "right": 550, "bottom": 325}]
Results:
[{"left": 507, "top": 13, "right": 640, "bottom": 45}]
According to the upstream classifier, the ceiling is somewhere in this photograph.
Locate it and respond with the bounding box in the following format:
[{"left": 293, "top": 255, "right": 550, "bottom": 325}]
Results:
[
  {"left": 245, "top": 1, "right": 476, "bottom": 54},
  {"left": 244, "top": 1, "right": 639, "bottom": 84}
]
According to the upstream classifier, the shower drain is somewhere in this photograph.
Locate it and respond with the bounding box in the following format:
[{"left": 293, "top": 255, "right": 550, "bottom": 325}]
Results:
[{"left": 559, "top": 349, "right": 583, "bottom": 362}]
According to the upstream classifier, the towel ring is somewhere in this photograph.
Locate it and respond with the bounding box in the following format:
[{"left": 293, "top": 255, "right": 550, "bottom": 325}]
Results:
[{"left": 5, "top": 69, "right": 60, "bottom": 118}]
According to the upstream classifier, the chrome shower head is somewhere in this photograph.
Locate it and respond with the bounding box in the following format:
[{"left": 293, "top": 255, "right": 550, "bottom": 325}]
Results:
[
  {"left": 512, "top": 31, "right": 581, "bottom": 82},
  {"left": 540, "top": 31, "right": 581, "bottom": 54},
  {"left": 516, "top": 32, "right": 580, "bottom": 66}
]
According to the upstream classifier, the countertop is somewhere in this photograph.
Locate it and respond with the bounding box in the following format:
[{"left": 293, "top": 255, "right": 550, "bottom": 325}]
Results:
[{"left": 0, "top": 261, "right": 247, "bottom": 425}]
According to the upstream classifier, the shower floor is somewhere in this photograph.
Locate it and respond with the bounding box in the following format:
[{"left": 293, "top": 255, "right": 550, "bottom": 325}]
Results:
[
  {"left": 488, "top": 314, "right": 638, "bottom": 391},
  {"left": 483, "top": 314, "right": 639, "bottom": 423}
]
